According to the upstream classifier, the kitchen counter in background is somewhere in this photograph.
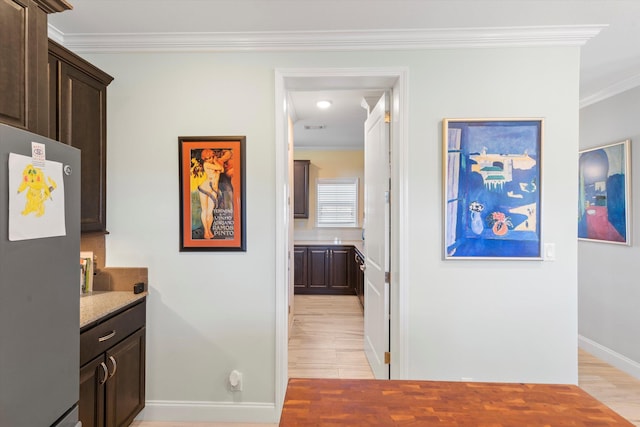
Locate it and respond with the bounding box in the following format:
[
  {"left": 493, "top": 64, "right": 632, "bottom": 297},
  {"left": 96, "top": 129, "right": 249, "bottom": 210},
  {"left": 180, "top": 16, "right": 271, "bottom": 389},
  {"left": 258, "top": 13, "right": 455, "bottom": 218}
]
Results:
[{"left": 80, "top": 291, "right": 147, "bottom": 329}]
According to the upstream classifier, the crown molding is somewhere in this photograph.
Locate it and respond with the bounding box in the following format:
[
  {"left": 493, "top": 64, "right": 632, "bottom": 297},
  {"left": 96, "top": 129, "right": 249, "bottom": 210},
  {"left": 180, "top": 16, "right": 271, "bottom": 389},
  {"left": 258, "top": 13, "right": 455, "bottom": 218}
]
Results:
[
  {"left": 35, "top": 0, "right": 71, "bottom": 14},
  {"left": 48, "top": 25, "right": 605, "bottom": 54},
  {"left": 48, "top": 24, "right": 65, "bottom": 44},
  {"left": 579, "top": 72, "right": 640, "bottom": 108}
]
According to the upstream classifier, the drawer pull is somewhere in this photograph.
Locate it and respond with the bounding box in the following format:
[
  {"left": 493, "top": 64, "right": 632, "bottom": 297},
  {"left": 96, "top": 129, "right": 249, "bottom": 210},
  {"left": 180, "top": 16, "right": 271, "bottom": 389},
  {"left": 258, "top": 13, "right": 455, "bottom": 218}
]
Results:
[
  {"left": 98, "top": 362, "right": 109, "bottom": 385},
  {"left": 108, "top": 356, "right": 117, "bottom": 378},
  {"left": 98, "top": 330, "right": 116, "bottom": 342}
]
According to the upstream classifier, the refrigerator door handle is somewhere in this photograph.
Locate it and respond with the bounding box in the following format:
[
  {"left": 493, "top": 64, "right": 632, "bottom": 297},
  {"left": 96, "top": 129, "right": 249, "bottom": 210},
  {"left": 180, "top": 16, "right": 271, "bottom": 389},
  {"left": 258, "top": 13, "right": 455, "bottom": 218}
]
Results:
[
  {"left": 98, "top": 330, "right": 116, "bottom": 342},
  {"left": 107, "top": 356, "right": 117, "bottom": 379},
  {"left": 98, "top": 362, "right": 109, "bottom": 385}
]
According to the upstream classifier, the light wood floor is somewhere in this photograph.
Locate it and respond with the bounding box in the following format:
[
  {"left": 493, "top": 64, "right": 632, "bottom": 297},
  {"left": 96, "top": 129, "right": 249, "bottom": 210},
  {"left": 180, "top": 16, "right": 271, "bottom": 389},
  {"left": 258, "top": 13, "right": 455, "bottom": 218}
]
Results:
[
  {"left": 288, "top": 294, "right": 374, "bottom": 379},
  {"left": 132, "top": 295, "right": 640, "bottom": 426},
  {"left": 578, "top": 348, "right": 640, "bottom": 426}
]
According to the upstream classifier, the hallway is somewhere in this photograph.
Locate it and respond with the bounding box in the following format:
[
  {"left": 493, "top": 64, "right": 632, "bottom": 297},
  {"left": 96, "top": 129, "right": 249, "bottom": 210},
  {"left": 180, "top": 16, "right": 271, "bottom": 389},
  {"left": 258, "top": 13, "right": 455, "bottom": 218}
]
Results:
[{"left": 288, "top": 294, "right": 374, "bottom": 379}]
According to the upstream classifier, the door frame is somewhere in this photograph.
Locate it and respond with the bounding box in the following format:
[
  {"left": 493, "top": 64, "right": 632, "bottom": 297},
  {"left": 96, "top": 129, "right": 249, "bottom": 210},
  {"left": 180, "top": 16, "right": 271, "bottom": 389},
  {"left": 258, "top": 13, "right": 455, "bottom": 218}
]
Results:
[{"left": 274, "top": 67, "right": 409, "bottom": 409}]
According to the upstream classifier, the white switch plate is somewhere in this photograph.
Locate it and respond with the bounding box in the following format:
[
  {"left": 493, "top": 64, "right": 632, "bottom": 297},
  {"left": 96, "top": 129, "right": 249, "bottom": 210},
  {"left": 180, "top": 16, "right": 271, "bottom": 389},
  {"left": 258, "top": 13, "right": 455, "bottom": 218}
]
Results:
[{"left": 544, "top": 243, "right": 556, "bottom": 261}]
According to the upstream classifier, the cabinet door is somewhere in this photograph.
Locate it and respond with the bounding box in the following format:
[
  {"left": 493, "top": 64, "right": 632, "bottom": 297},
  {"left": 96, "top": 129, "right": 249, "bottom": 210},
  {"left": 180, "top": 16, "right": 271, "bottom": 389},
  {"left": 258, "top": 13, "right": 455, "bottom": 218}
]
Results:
[
  {"left": 308, "top": 247, "right": 329, "bottom": 289},
  {"left": 0, "top": 0, "right": 48, "bottom": 134},
  {"left": 293, "top": 246, "right": 308, "bottom": 290},
  {"left": 293, "top": 160, "right": 310, "bottom": 218},
  {"left": 105, "top": 328, "right": 146, "bottom": 427},
  {"left": 354, "top": 251, "right": 365, "bottom": 307},
  {"left": 58, "top": 62, "right": 109, "bottom": 232},
  {"left": 49, "top": 39, "right": 113, "bottom": 233},
  {"left": 47, "top": 53, "right": 60, "bottom": 139},
  {"left": 329, "top": 248, "right": 352, "bottom": 291},
  {"left": 79, "top": 354, "right": 107, "bottom": 427}
]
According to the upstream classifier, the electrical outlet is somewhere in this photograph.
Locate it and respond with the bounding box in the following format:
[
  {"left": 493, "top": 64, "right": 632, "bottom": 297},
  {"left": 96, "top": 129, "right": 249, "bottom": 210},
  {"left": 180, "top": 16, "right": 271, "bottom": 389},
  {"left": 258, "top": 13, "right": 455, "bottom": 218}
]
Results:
[{"left": 229, "top": 370, "right": 243, "bottom": 391}]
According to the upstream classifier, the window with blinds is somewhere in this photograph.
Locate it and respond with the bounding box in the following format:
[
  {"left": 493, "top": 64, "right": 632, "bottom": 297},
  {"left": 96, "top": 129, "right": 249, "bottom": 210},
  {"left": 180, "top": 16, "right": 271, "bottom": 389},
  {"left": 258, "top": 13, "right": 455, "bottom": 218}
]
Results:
[{"left": 316, "top": 178, "right": 359, "bottom": 228}]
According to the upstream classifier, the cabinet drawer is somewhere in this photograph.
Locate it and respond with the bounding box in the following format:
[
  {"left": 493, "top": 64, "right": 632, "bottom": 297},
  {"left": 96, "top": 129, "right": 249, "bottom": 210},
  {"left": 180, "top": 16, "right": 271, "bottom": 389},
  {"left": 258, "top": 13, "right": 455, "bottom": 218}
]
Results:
[{"left": 80, "top": 301, "right": 145, "bottom": 366}]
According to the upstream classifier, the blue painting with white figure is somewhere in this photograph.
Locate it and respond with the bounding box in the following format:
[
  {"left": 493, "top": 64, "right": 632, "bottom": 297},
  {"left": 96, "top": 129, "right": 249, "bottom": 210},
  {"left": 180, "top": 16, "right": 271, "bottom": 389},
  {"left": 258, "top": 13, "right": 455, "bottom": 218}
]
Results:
[
  {"left": 578, "top": 141, "right": 629, "bottom": 244},
  {"left": 445, "top": 120, "right": 542, "bottom": 259}
]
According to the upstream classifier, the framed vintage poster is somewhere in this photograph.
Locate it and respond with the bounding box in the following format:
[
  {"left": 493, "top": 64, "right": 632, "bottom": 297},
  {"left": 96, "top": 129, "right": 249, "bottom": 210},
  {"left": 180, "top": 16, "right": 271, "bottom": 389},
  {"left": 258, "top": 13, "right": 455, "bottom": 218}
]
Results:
[
  {"left": 443, "top": 118, "right": 543, "bottom": 260},
  {"left": 578, "top": 139, "right": 631, "bottom": 245},
  {"left": 178, "top": 136, "right": 246, "bottom": 251}
]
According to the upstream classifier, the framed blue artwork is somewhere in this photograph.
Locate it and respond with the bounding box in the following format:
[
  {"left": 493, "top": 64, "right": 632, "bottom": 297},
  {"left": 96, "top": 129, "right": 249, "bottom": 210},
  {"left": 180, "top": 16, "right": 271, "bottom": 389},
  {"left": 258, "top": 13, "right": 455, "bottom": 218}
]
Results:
[
  {"left": 578, "top": 139, "right": 631, "bottom": 245},
  {"left": 443, "top": 118, "right": 543, "bottom": 260}
]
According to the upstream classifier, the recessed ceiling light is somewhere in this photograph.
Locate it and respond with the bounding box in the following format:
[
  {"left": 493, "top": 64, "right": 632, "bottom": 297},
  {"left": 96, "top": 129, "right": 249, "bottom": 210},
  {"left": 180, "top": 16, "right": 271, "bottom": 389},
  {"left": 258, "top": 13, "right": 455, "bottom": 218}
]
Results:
[{"left": 316, "top": 100, "right": 332, "bottom": 109}]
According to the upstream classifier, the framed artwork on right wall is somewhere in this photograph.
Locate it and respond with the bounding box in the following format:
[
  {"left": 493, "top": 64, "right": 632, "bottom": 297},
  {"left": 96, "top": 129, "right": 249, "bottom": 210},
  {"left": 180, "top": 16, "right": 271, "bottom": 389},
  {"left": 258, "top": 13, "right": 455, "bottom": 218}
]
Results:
[
  {"left": 443, "top": 118, "right": 543, "bottom": 260},
  {"left": 578, "top": 139, "right": 631, "bottom": 245}
]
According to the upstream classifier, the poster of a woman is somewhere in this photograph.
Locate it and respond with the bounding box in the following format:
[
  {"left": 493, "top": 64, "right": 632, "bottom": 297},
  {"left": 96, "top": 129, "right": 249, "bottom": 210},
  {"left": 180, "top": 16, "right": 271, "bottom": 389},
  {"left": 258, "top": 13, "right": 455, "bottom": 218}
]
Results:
[{"left": 179, "top": 136, "right": 246, "bottom": 251}]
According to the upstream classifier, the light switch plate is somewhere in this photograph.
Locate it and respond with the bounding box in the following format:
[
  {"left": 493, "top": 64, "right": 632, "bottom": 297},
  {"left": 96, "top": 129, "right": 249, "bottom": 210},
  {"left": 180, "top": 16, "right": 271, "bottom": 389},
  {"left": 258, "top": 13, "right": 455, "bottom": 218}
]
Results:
[{"left": 544, "top": 243, "right": 556, "bottom": 261}]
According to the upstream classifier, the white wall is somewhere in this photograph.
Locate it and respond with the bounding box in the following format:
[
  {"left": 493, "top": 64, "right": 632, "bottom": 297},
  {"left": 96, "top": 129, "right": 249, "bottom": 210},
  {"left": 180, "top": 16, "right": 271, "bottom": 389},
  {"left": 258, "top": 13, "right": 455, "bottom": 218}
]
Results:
[
  {"left": 293, "top": 149, "right": 364, "bottom": 242},
  {"left": 404, "top": 47, "right": 579, "bottom": 383},
  {"left": 82, "top": 46, "right": 580, "bottom": 423},
  {"left": 579, "top": 85, "right": 640, "bottom": 378}
]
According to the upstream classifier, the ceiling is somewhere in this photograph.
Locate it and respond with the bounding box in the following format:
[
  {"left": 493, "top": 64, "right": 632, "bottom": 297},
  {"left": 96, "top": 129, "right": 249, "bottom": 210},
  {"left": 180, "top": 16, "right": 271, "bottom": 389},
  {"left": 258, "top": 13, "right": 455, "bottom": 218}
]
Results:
[{"left": 48, "top": 0, "right": 640, "bottom": 150}]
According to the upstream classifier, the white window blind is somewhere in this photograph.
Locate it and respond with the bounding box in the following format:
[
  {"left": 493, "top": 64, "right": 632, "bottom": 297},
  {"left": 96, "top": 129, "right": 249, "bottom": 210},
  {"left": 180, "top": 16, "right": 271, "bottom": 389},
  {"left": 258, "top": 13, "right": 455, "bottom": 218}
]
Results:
[{"left": 316, "top": 178, "right": 359, "bottom": 228}]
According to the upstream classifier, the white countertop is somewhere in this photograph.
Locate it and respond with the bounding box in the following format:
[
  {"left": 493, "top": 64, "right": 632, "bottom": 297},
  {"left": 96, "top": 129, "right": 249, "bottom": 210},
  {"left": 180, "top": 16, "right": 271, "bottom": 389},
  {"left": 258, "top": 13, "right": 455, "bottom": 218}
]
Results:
[
  {"left": 80, "top": 291, "right": 147, "bottom": 329},
  {"left": 295, "top": 240, "right": 364, "bottom": 254}
]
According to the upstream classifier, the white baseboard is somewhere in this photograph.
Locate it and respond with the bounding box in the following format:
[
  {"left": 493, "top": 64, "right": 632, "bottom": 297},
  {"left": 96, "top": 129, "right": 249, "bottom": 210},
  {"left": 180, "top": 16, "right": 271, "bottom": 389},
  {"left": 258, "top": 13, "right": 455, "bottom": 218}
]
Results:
[
  {"left": 579, "top": 335, "right": 640, "bottom": 380},
  {"left": 136, "top": 400, "right": 279, "bottom": 424}
]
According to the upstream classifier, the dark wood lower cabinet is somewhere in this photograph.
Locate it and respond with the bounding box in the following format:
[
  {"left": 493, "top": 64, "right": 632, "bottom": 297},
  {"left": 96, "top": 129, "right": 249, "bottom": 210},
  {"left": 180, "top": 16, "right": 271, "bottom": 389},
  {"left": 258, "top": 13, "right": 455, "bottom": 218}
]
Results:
[
  {"left": 294, "top": 245, "right": 356, "bottom": 295},
  {"left": 79, "top": 354, "right": 106, "bottom": 427},
  {"left": 354, "top": 249, "right": 365, "bottom": 308},
  {"left": 293, "top": 246, "right": 308, "bottom": 290},
  {"left": 108, "top": 328, "right": 146, "bottom": 427},
  {"left": 329, "top": 248, "right": 351, "bottom": 291},
  {"left": 308, "top": 247, "right": 330, "bottom": 290},
  {"left": 80, "top": 301, "right": 146, "bottom": 427}
]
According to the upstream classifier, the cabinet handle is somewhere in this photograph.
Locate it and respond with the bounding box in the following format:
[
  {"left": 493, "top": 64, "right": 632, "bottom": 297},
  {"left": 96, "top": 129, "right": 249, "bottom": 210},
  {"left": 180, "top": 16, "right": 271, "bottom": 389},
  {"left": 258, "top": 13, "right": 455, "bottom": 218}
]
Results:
[
  {"left": 98, "top": 362, "right": 109, "bottom": 385},
  {"left": 360, "top": 264, "right": 366, "bottom": 272},
  {"left": 107, "top": 355, "right": 117, "bottom": 379},
  {"left": 98, "top": 330, "right": 116, "bottom": 342}
]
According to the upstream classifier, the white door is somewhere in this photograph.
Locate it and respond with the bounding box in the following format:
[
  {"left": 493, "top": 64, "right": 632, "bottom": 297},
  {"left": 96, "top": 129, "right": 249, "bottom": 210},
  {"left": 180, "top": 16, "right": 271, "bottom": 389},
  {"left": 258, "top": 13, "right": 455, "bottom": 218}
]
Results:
[{"left": 363, "top": 93, "right": 391, "bottom": 379}]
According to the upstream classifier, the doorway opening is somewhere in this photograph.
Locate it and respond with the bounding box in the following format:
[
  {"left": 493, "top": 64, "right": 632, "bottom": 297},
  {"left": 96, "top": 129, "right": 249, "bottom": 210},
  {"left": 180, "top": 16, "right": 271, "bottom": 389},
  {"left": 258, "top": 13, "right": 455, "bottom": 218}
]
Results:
[
  {"left": 288, "top": 87, "right": 375, "bottom": 379},
  {"left": 274, "top": 68, "right": 409, "bottom": 408}
]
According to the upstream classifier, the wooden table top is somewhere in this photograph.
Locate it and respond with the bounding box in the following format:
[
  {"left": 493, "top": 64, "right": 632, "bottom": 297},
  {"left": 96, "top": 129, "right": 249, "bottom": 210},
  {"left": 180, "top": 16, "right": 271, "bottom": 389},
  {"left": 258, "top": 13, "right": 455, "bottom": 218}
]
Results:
[{"left": 280, "top": 378, "right": 633, "bottom": 426}]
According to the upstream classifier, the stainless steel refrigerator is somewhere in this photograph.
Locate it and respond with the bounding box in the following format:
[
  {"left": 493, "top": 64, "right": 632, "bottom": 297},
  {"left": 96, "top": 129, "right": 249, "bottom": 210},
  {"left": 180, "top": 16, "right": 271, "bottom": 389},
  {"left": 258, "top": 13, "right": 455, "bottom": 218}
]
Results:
[{"left": 0, "top": 123, "right": 81, "bottom": 427}]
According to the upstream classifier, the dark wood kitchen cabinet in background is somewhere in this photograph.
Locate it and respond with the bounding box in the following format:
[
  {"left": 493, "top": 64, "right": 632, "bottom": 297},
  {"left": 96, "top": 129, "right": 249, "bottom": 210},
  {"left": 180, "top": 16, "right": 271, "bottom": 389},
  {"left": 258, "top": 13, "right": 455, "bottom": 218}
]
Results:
[
  {"left": 293, "top": 246, "right": 308, "bottom": 289},
  {"left": 353, "top": 248, "right": 365, "bottom": 308},
  {"left": 0, "top": 0, "right": 71, "bottom": 135},
  {"left": 293, "top": 160, "right": 310, "bottom": 218},
  {"left": 48, "top": 39, "right": 114, "bottom": 232},
  {"left": 294, "top": 245, "right": 355, "bottom": 295},
  {"left": 80, "top": 299, "right": 146, "bottom": 427}
]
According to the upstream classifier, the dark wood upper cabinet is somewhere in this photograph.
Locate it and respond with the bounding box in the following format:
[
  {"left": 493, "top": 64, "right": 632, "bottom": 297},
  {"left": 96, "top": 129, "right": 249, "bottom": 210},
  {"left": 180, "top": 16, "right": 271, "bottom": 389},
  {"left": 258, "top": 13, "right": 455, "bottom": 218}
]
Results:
[
  {"left": 293, "top": 160, "right": 310, "bottom": 218},
  {"left": 0, "top": 0, "right": 71, "bottom": 135},
  {"left": 48, "top": 39, "right": 113, "bottom": 232}
]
